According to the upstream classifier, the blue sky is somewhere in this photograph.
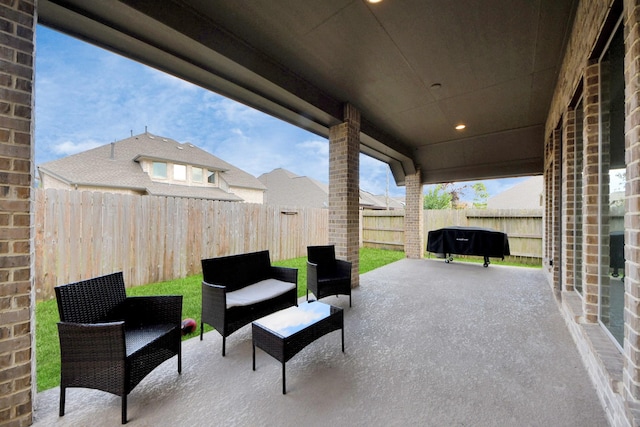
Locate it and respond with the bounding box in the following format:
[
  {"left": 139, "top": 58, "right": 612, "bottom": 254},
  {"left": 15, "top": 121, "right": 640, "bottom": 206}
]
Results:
[{"left": 35, "top": 26, "right": 527, "bottom": 199}]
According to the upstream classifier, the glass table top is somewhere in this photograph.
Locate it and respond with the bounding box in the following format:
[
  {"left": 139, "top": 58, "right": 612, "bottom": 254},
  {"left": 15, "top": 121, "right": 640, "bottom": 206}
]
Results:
[{"left": 253, "top": 301, "right": 340, "bottom": 338}]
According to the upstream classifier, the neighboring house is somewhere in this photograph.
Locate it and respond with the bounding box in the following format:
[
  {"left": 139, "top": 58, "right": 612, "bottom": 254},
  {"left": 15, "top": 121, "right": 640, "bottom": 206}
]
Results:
[
  {"left": 38, "top": 133, "right": 266, "bottom": 203},
  {"left": 258, "top": 168, "right": 404, "bottom": 210},
  {"left": 359, "top": 190, "right": 405, "bottom": 210},
  {"left": 486, "top": 176, "right": 544, "bottom": 210},
  {"left": 258, "top": 168, "right": 329, "bottom": 208}
]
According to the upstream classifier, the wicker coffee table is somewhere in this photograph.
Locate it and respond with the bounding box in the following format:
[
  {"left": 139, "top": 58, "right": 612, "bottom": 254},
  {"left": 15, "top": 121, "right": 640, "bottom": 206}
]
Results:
[{"left": 252, "top": 300, "right": 344, "bottom": 394}]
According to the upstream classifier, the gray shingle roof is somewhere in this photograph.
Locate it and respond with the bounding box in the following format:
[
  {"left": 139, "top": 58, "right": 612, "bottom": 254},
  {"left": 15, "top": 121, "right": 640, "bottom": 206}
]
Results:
[
  {"left": 359, "top": 190, "right": 405, "bottom": 210},
  {"left": 145, "top": 182, "right": 243, "bottom": 201},
  {"left": 258, "top": 168, "right": 328, "bottom": 208},
  {"left": 38, "top": 133, "right": 264, "bottom": 201},
  {"left": 487, "top": 176, "right": 543, "bottom": 209},
  {"left": 258, "top": 168, "right": 404, "bottom": 209}
]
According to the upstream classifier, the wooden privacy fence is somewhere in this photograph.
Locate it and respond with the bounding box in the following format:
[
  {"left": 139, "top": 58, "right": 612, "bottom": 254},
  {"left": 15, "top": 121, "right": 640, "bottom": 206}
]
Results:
[
  {"left": 362, "top": 208, "right": 543, "bottom": 263},
  {"left": 35, "top": 189, "right": 328, "bottom": 301},
  {"left": 35, "top": 188, "right": 543, "bottom": 300}
]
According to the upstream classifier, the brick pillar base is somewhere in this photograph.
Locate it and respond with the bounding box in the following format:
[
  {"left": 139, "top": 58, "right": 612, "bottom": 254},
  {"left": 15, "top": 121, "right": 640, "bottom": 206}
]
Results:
[
  {"left": 404, "top": 169, "right": 424, "bottom": 259},
  {"left": 329, "top": 104, "right": 360, "bottom": 288}
]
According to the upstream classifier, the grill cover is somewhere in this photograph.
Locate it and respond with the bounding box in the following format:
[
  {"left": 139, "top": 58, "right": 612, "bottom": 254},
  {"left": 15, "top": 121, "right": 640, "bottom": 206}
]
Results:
[{"left": 427, "top": 226, "right": 510, "bottom": 259}]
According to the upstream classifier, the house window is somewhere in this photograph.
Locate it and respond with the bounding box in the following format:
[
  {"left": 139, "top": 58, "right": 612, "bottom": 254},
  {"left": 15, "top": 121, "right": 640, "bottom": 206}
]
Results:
[
  {"left": 192, "top": 167, "right": 203, "bottom": 183},
  {"left": 174, "top": 164, "right": 186, "bottom": 181},
  {"left": 153, "top": 162, "right": 167, "bottom": 178},
  {"left": 598, "top": 21, "right": 625, "bottom": 348},
  {"left": 207, "top": 171, "right": 216, "bottom": 184}
]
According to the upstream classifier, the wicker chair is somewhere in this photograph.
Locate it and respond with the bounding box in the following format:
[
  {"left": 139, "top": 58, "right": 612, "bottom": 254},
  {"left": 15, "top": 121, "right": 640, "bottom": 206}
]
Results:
[
  {"left": 306, "top": 245, "right": 352, "bottom": 307},
  {"left": 55, "top": 272, "right": 182, "bottom": 424}
]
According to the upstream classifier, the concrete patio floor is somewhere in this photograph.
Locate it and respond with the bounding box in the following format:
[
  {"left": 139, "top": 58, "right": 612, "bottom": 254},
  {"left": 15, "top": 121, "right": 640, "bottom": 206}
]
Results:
[{"left": 32, "top": 258, "right": 609, "bottom": 426}]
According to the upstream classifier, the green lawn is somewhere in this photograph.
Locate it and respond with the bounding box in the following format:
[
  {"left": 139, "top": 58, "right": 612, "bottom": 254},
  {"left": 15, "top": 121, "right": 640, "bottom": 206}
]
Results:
[{"left": 35, "top": 247, "right": 405, "bottom": 392}]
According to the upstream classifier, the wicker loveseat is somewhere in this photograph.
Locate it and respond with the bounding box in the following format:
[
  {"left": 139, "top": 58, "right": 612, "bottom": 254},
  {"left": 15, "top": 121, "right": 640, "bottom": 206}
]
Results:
[
  {"left": 55, "top": 272, "right": 183, "bottom": 424},
  {"left": 201, "top": 250, "right": 298, "bottom": 356}
]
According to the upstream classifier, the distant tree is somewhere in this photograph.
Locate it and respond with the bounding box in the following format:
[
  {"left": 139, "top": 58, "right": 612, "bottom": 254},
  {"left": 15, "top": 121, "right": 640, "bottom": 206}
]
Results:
[
  {"left": 472, "top": 182, "right": 489, "bottom": 208},
  {"left": 424, "top": 181, "right": 489, "bottom": 209},
  {"left": 438, "top": 182, "right": 469, "bottom": 209},
  {"left": 424, "top": 184, "right": 452, "bottom": 209}
]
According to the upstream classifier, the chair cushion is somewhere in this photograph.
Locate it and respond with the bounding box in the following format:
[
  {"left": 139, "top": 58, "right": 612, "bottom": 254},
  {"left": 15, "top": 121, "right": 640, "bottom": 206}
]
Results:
[
  {"left": 202, "top": 250, "right": 273, "bottom": 292},
  {"left": 125, "top": 324, "right": 176, "bottom": 356},
  {"left": 226, "top": 278, "right": 296, "bottom": 308}
]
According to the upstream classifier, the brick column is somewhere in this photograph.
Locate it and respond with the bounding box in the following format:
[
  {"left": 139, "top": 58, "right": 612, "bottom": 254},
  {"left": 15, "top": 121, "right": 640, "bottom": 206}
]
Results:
[
  {"left": 543, "top": 126, "right": 562, "bottom": 291},
  {"left": 599, "top": 56, "right": 612, "bottom": 330},
  {"left": 582, "top": 61, "right": 600, "bottom": 324},
  {"left": 543, "top": 134, "right": 553, "bottom": 277},
  {"left": 404, "top": 169, "right": 423, "bottom": 259},
  {"left": 563, "top": 109, "right": 576, "bottom": 292},
  {"left": 0, "top": 0, "right": 36, "bottom": 425},
  {"left": 552, "top": 127, "right": 562, "bottom": 291},
  {"left": 329, "top": 104, "right": 360, "bottom": 287},
  {"left": 624, "top": 0, "right": 640, "bottom": 403}
]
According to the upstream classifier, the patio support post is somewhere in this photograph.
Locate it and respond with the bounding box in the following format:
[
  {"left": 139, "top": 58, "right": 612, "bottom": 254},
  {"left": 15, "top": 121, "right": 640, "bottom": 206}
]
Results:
[
  {"left": 404, "top": 168, "right": 423, "bottom": 259},
  {"left": 329, "top": 103, "right": 360, "bottom": 288},
  {"left": 0, "top": 0, "right": 36, "bottom": 425}
]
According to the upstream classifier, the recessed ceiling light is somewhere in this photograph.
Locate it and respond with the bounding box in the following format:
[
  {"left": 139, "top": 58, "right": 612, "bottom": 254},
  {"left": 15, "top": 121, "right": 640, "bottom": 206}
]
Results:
[
  {"left": 455, "top": 124, "right": 466, "bottom": 130},
  {"left": 367, "top": 0, "right": 383, "bottom": 3}
]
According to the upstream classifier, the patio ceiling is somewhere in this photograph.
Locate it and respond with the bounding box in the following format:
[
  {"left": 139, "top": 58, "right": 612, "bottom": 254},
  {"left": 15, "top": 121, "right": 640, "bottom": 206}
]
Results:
[{"left": 38, "top": 0, "right": 577, "bottom": 186}]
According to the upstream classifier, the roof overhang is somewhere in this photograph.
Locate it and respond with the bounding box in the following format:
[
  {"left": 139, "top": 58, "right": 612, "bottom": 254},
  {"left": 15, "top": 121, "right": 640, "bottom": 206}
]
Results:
[{"left": 38, "top": 0, "right": 577, "bottom": 186}]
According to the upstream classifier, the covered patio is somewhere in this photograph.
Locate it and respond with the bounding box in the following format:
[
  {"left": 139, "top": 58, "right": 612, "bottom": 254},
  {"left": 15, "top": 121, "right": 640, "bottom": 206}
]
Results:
[
  {"left": 5, "top": 1, "right": 640, "bottom": 425},
  {"left": 32, "top": 260, "right": 607, "bottom": 426}
]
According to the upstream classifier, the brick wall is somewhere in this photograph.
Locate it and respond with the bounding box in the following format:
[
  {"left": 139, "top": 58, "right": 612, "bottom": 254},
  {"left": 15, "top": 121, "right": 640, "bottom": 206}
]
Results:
[
  {"left": 543, "top": 0, "right": 640, "bottom": 425},
  {"left": 0, "top": 0, "right": 36, "bottom": 425},
  {"left": 329, "top": 104, "right": 360, "bottom": 287},
  {"left": 623, "top": 0, "right": 640, "bottom": 407},
  {"left": 545, "top": 0, "right": 612, "bottom": 136}
]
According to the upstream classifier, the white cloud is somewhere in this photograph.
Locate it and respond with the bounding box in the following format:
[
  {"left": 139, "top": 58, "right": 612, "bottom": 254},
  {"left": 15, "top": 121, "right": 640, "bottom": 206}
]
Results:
[
  {"left": 52, "top": 140, "right": 102, "bottom": 155},
  {"left": 213, "top": 98, "right": 265, "bottom": 125},
  {"left": 147, "top": 69, "right": 199, "bottom": 92},
  {"left": 230, "top": 128, "right": 245, "bottom": 137},
  {"left": 359, "top": 154, "right": 404, "bottom": 196},
  {"left": 298, "top": 139, "right": 328, "bottom": 157}
]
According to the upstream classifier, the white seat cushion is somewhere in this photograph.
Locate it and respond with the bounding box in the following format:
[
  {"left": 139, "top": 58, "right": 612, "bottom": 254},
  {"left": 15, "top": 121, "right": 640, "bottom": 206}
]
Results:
[{"left": 226, "top": 278, "right": 296, "bottom": 308}]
